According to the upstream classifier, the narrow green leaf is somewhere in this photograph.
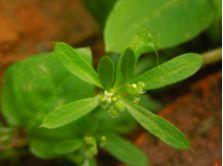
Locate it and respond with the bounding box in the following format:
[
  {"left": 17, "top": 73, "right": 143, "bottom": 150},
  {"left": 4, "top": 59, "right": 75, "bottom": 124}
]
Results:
[
  {"left": 134, "top": 53, "right": 203, "bottom": 90},
  {"left": 97, "top": 56, "right": 115, "bottom": 89},
  {"left": 123, "top": 99, "right": 189, "bottom": 149},
  {"left": 104, "top": 133, "right": 148, "bottom": 166},
  {"left": 113, "top": 54, "right": 122, "bottom": 89},
  {"left": 55, "top": 42, "right": 102, "bottom": 87},
  {"left": 41, "top": 97, "right": 98, "bottom": 129},
  {"left": 76, "top": 47, "right": 93, "bottom": 64},
  {"left": 114, "top": 48, "right": 136, "bottom": 89},
  {"left": 121, "top": 48, "right": 136, "bottom": 83}
]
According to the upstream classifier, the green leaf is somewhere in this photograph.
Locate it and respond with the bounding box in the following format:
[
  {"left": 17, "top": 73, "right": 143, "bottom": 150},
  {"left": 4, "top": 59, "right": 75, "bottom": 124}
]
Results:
[
  {"left": 121, "top": 48, "right": 136, "bottom": 83},
  {"left": 89, "top": 159, "right": 97, "bottom": 166},
  {"left": 105, "top": 0, "right": 215, "bottom": 53},
  {"left": 123, "top": 99, "right": 189, "bottom": 149},
  {"left": 129, "top": 29, "right": 156, "bottom": 58},
  {"left": 30, "top": 139, "right": 83, "bottom": 158},
  {"left": 1, "top": 52, "right": 95, "bottom": 158},
  {"left": 1, "top": 52, "right": 94, "bottom": 127},
  {"left": 55, "top": 42, "right": 102, "bottom": 87},
  {"left": 113, "top": 48, "right": 136, "bottom": 89},
  {"left": 83, "top": 0, "right": 117, "bottom": 27},
  {"left": 95, "top": 110, "right": 136, "bottom": 134},
  {"left": 104, "top": 133, "right": 148, "bottom": 166},
  {"left": 76, "top": 47, "right": 93, "bottom": 64},
  {"left": 113, "top": 54, "right": 123, "bottom": 89},
  {"left": 139, "top": 94, "right": 162, "bottom": 113},
  {"left": 41, "top": 97, "right": 98, "bottom": 129},
  {"left": 97, "top": 56, "right": 115, "bottom": 89},
  {"left": 134, "top": 53, "right": 203, "bottom": 90}
]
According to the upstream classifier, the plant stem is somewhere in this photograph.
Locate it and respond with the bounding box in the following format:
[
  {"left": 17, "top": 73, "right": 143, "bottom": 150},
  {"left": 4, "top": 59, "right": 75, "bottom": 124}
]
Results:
[{"left": 203, "top": 48, "right": 222, "bottom": 65}]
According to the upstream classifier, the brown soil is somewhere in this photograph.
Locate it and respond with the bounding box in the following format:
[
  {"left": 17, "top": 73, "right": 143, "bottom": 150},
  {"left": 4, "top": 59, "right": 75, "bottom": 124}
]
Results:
[
  {"left": 135, "top": 72, "right": 222, "bottom": 166},
  {"left": 0, "top": 0, "right": 100, "bottom": 78}
]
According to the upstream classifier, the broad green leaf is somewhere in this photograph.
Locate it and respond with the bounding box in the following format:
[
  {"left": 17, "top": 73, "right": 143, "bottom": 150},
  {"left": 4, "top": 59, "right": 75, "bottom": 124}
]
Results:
[
  {"left": 123, "top": 99, "right": 189, "bottom": 149},
  {"left": 134, "top": 53, "right": 168, "bottom": 76},
  {"left": 121, "top": 48, "right": 136, "bottom": 83},
  {"left": 41, "top": 97, "right": 98, "bottom": 129},
  {"left": 83, "top": 0, "right": 117, "bottom": 27},
  {"left": 97, "top": 56, "right": 115, "bottom": 89},
  {"left": 134, "top": 53, "right": 203, "bottom": 90},
  {"left": 105, "top": 0, "right": 215, "bottom": 53},
  {"left": 1, "top": 52, "right": 94, "bottom": 127},
  {"left": 30, "top": 139, "right": 83, "bottom": 158},
  {"left": 206, "top": 0, "right": 221, "bottom": 43},
  {"left": 129, "top": 29, "right": 156, "bottom": 58},
  {"left": 104, "top": 133, "right": 148, "bottom": 166},
  {"left": 55, "top": 42, "right": 102, "bottom": 87},
  {"left": 1, "top": 52, "right": 95, "bottom": 158}
]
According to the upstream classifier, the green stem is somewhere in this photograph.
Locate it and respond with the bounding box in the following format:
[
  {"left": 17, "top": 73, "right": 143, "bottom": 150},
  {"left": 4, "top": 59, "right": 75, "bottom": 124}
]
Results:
[{"left": 203, "top": 48, "right": 221, "bottom": 65}]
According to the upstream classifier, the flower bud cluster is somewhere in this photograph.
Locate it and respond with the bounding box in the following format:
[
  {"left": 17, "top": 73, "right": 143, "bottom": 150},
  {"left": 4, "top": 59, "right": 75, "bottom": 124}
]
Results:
[
  {"left": 84, "top": 135, "right": 107, "bottom": 159},
  {"left": 97, "top": 90, "right": 125, "bottom": 118},
  {"left": 84, "top": 136, "right": 97, "bottom": 158},
  {"left": 126, "top": 82, "right": 145, "bottom": 104}
]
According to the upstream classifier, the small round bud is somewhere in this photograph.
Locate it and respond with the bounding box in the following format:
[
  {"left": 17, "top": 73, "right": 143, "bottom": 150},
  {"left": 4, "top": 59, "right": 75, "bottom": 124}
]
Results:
[
  {"left": 84, "top": 136, "right": 98, "bottom": 158},
  {"left": 133, "top": 97, "right": 140, "bottom": 104},
  {"left": 99, "top": 135, "right": 107, "bottom": 148},
  {"left": 132, "top": 83, "right": 137, "bottom": 88},
  {"left": 138, "top": 82, "right": 145, "bottom": 89},
  {"left": 114, "top": 101, "right": 125, "bottom": 112},
  {"left": 108, "top": 106, "right": 119, "bottom": 118},
  {"left": 101, "top": 135, "right": 106, "bottom": 141},
  {"left": 84, "top": 136, "right": 95, "bottom": 144}
]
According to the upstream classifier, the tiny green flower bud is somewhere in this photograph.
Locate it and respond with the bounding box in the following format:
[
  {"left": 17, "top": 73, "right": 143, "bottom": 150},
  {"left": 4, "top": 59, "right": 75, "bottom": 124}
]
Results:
[
  {"left": 133, "top": 97, "right": 140, "bottom": 104},
  {"left": 138, "top": 81, "right": 145, "bottom": 89},
  {"left": 84, "top": 136, "right": 95, "bottom": 144},
  {"left": 114, "top": 101, "right": 125, "bottom": 112},
  {"left": 127, "top": 82, "right": 145, "bottom": 96},
  {"left": 101, "top": 135, "right": 106, "bottom": 141},
  {"left": 84, "top": 136, "right": 98, "bottom": 158},
  {"left": 132, "top": 83, "right": 137, "bottom": 88},
  {"left": 108, "top": 106, "right": 119, "bottom": 118},
  {"left": 112, "top": 96, "right": 118, "bottom": 102},
  {"left": 99, "top": 135, "right": 107, "bottom": 148}
]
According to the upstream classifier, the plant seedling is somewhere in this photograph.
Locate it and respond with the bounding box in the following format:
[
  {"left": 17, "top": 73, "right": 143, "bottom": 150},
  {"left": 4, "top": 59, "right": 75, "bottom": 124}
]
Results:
[{"left": 41, "top": 42, "right": 203, "bottom": 150}]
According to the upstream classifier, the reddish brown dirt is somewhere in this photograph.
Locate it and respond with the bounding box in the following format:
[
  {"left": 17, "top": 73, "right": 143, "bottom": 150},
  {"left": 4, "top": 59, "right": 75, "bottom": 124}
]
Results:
[
  {"left": 135, "top": 72, "right": 221, "bottom": 166},
  {"left": 0, "top": 0, "right": 100, "bottom": 77}
]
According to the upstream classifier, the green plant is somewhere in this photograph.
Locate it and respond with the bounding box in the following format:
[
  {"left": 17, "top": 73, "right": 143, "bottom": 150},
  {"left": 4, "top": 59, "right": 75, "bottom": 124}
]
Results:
[
  {"left": 1, "top": 41, "right": 202, "bottom": 165},
  {"left": 1, "top": 0, "right": 217, "bottom": 164},
  {"left": 41, "top": 42, "right": 203, "bottom": 150},
  {"left": 1, "top": 49, "right": 150, "bottom": 166}
]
